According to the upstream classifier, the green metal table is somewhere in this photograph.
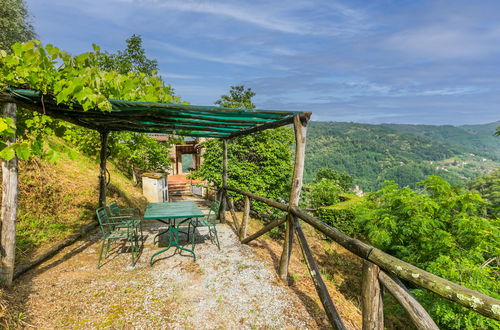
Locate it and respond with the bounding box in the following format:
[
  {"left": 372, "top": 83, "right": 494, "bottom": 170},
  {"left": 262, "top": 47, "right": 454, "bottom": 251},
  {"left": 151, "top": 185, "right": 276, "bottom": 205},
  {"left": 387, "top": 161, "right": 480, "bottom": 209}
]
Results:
[{"left": 144, "top": 201, "right": 205, "bottom": 265}]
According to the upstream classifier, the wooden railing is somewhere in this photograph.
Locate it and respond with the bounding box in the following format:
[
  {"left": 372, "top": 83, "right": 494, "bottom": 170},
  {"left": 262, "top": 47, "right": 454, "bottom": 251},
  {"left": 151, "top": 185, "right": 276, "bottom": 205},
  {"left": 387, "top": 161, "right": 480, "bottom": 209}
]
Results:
[{"left": 222, "top": 186, "right": 500, "bottom": 329}]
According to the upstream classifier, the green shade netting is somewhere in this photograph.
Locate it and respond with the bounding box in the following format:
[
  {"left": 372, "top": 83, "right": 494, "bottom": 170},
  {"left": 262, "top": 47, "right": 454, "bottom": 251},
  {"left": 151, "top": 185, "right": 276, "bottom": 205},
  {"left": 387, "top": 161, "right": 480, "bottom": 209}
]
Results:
[{"left": 5, "top": 88, "right": 305, "bottom": 138}]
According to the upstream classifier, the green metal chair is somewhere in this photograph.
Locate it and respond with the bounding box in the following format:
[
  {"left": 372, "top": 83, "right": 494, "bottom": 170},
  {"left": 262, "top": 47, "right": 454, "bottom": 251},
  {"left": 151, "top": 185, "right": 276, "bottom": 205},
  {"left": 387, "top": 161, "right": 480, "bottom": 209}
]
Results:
[
  {"left": 96, "top": 207, "right": 139, "bottom": 268},
  {"left": 188, "top": 200, "right": 221, "bottom": 250},
  {"left": 107, "top": 200, "right": 143, "bottom": 239}
]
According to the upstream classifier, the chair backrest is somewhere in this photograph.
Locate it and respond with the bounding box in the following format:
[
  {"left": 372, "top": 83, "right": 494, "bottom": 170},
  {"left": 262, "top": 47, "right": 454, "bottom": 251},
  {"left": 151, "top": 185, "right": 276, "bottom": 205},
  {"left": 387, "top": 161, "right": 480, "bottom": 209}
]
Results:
[
  {"left": 96, "top": 207, "right": 112, "bottom": 236},
  {"left": 206, "top": 200, "right": 220, "bottom": 223},
  {"left": 107, "top": 201, "right": 120, "bottom": 217}
]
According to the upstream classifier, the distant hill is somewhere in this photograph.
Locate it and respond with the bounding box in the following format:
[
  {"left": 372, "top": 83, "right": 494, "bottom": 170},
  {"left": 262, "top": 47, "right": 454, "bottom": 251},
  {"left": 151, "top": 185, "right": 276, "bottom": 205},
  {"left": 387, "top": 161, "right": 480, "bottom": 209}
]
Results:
[
  {"left": 305, "top": 121, "right": 499, "bottom": 191},
  {"left": 382, "top": 121, "right": 500, "bottom": 161}
]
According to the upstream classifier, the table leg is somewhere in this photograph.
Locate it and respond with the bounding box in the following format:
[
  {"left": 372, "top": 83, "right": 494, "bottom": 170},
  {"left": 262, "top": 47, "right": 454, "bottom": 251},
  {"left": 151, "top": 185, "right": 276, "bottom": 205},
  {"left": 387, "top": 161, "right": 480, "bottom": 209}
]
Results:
[{"left": 150, "top": 226, "right": 196, "bottom": 266}]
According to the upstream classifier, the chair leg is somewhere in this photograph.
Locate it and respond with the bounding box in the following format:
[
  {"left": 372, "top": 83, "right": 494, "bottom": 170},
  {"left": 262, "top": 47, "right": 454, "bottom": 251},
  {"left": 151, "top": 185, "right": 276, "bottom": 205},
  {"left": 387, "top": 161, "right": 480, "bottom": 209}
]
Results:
[
  {"left": 105, "top": 239, "right": 111, "bottom": 257},
  {"left": 97, "top": 239, "right": 106, "bottom": 269},
  {"left": 130, "top": 233, "right": 138, "bottom": 266},
  {"left": 212, "top": 225, "right": 221, "bottom": 250}
]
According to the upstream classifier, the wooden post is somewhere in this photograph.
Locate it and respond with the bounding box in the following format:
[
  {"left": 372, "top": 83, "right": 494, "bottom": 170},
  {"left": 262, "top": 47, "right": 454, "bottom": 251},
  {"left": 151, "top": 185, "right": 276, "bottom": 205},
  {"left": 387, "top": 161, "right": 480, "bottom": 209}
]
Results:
[
  {"left": 294, "top": 219, "right": 346, "bottom": 329},
  {"left": 98, "top": 130, "right": 109, "bottom": 208},
  {"left": 362, "top": 260, "right": 384, "bottom": 330},
  {"left": 226, "top": 196, "right": 240, "bottom": 233},
  {"left": 279, "top": 114, "right": 309, "bottom": 280},
  {"left": 1, "top": 102, "right": 18, "bottom": 287},
  {"left": 239, "top": 196, "right": 250, "bottom": 241},
  {"left": 219, "top": 138, "right": 228, "bottom": 222}
]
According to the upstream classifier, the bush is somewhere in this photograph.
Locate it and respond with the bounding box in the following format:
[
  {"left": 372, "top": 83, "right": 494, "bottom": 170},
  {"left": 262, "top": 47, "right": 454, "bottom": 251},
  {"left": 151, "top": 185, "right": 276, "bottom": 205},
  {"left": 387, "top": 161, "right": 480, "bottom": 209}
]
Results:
[{"left": 315, "top": 207, "right": 359, "bottom": 237}]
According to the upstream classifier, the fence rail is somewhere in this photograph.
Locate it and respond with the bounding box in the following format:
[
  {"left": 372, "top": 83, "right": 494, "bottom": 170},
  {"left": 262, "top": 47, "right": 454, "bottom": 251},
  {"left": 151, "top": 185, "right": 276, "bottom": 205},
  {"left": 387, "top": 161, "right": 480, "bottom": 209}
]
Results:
[{"left": 223, "top": 185, "right": 500, "bottom": 329}]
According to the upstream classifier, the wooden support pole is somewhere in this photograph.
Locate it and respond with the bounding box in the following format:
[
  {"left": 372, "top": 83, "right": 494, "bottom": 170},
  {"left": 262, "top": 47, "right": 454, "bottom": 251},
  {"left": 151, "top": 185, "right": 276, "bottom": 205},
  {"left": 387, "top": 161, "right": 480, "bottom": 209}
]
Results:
[
  {"left": 279, "top": 114, "right": 308, "bottom": 280},
  {"left": 219, "top": 139, "right": 228, "bottom": 222},
  {"left": 98, "top": 130, "right": 109, "bottom": 208},
  {"left": 239, "top": 196, "right": 250, "bottom": 241},
  {"left": 379, "top": 271, "right": 439, "bottom": 330},
  {"left": 241, "top": 217, "right": 287, "bottom": 244},
  {"left": 227, "top": 196, "right": 240, "bottom": 233},
  {"left": 294, "top": 219, "right": 346, "bottom": 329},
  {"left": 361, "top": 260, "right": 384, "bottom": 330},
  {"left": 0, "top": 102, "right": 18, "bottom": 287}
]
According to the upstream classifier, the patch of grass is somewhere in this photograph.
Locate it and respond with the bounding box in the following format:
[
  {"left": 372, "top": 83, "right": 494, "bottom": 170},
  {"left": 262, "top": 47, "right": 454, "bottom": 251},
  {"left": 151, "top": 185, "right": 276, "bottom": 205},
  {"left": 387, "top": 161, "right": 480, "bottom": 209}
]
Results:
[{"left": 8, "top": 137, "right": 147, "bottom": 263}]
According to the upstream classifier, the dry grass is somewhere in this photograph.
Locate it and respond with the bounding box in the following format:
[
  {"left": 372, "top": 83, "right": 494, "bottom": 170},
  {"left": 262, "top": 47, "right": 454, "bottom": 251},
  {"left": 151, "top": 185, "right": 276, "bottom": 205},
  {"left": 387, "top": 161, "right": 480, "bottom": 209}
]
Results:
[
  {"left": 1, "top": 137, "right": 147, "bottom": 328},
  {"left": 231, "top": 210, "right": 364, "bottom": 329}
]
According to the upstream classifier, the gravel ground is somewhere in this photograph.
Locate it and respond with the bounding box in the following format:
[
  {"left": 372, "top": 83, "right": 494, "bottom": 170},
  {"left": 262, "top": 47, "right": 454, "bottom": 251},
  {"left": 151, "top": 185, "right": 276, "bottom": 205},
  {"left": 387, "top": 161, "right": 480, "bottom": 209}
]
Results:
[{"left": 12, "top": 211, "right": 319, "bottom": 329}]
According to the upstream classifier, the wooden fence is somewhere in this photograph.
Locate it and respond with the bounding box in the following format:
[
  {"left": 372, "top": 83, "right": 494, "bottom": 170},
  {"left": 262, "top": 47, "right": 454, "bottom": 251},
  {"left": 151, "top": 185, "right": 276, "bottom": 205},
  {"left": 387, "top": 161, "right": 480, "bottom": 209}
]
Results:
[{"left": 221, "top": 185, "right": 500, "bottom": 330}]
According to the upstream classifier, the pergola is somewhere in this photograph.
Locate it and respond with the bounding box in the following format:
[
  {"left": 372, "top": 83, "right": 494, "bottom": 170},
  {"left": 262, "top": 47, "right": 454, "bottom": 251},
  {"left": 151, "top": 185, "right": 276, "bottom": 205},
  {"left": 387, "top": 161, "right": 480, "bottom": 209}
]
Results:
[
  {"left": 2, "top": 89, "right": 499, "bottom": 328},
  {"left": 0, "top": 88, "right": 311, "bottom": 287}
]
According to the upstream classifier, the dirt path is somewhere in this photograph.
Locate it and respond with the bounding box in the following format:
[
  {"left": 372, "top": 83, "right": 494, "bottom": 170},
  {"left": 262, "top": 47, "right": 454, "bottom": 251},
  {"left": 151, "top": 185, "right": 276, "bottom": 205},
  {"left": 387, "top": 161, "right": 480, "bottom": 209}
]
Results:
[{"left": 11, "top": 220, "right": 319, "bottom": 329}]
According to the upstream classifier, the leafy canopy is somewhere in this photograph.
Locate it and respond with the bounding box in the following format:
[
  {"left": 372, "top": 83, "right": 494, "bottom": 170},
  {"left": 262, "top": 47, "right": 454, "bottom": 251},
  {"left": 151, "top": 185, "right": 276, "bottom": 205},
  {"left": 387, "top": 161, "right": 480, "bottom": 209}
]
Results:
[
  {"left": 214, "top": 85, "right": 256, "bottom": 109},
  {"left": 60, "top": 35, "right": 174, "bottom": 177},
  {"left": 356, "top": 176, "right": 499, "bottom": 329},
  {"left": 0, "top": 40, "right": 180, "bottom": 162},
  {"left": 97, "top": 34, "right": 159, "bottom": 76},
  {"left": 313, "top": 167, "right": 353, "bottom": 191}
]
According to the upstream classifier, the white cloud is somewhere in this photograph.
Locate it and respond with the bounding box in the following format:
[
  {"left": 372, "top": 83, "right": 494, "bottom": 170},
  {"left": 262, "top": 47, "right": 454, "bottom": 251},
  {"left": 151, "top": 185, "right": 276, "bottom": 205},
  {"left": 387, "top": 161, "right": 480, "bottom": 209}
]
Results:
[
  {"left": 119, "top": 0, "right": 368, "bottom": 36},
  {"left": 161, "top": 72, "right": 201, "bottom": 79},
  {"left": 383, "top": 24, "right": 500, "bottom": 59},
  {"left": 152, "top": 41, "right": 265, "bottom": 66}
]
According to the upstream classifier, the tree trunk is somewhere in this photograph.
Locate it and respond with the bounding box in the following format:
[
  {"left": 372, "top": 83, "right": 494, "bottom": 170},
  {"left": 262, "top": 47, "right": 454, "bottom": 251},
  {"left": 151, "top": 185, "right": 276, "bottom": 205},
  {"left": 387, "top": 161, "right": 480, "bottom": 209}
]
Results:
[{"left": 1, "top": 102, "right": 18, "bottom": 287}]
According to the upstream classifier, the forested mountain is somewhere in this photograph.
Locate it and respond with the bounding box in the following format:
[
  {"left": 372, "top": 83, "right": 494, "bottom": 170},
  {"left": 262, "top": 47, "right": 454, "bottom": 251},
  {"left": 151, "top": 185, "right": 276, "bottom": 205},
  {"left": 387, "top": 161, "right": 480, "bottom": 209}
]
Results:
[
  {"left": 304, "top": 121, "right": 499, "bottom": 191},
  {"left": 382, "top": 121, "right": 500, "bottom": 160}
]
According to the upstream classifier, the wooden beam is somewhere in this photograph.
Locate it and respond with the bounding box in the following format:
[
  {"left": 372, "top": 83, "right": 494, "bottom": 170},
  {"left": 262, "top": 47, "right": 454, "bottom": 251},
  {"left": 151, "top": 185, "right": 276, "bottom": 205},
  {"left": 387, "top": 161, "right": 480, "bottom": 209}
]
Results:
[
  {"left": 378, "top": 271, "right": 438, "bottom": 330},
  {"left": 241, "top": 216, "right": 287, "bottom": 244},
  {"left": 369, "top": 248, "right": 500, "bottom": 321},
  {"left": 98, "top": 130, "right": 109, "bottom": 208},
  {"left": 279, "top": 114, "right": 309, "bottom": 280},
  {"left": 294, "top": 219, "right": 346, "bottom": 329},
  {"left": 227, "top": 112, "right": 311, "bottom": 139},
  {"left": 0, "top": 102, "right": 19, "bottom": 287},
  {"left": 226, "top": 186, "right": 289, "bottom": 212},
  {"left": 290, "top": 206, "right": 373, "bottom": 259},
  {"left": 361, "top": 261, "right": 384, "bottom": 330},
  {"left": 239, "top": 196, "right": 250, "bottom": 241},
  {"left": 14, "top": 221, "right": 98, "bottom": 279}
]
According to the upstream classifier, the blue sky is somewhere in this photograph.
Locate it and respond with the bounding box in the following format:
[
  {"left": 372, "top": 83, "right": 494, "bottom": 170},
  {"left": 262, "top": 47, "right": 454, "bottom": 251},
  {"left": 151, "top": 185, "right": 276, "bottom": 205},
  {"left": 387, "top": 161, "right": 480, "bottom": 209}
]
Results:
[{"left": 26, "top": 0, "right": 500, "bottom": 125}]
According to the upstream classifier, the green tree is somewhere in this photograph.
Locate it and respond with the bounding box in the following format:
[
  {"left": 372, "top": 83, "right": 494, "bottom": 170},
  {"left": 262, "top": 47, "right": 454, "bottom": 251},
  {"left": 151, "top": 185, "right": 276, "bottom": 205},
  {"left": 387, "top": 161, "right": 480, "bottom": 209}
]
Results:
[
  {"left": 313, "top": 167, "right": 353, "bottom": 191},
  {"left": 308, "top": 178, "right": 342, "bottom": 208},
  {"left": 356, "top": 176, "right": 499, "bottom": 329},
  {"left": 192, "top": 86, "right": 294, "bottom": 213},
  {"left": 468, "top": 168, "right": 500, "bottom": 218},
  {"left": 214, "top": 85, "right": 256, "bottom": 109},
  {"left": 98, "top": 34, "right": 159, "bottom": 76},
  {"left": 0, "top": 0, "right": 36, "bottom": 51}
]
